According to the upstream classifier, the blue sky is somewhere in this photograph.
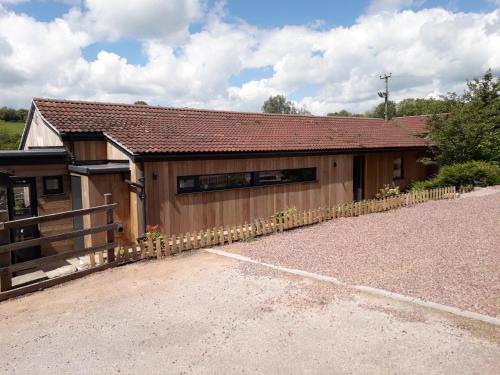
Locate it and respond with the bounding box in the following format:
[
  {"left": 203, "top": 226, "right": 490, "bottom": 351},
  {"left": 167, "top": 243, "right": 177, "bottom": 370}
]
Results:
[
  {"left": 0, "top": 0, "right": 498, "bottom": 113},
  {"left": 9, "top": 0, "right": 499, "bottom": 26}
]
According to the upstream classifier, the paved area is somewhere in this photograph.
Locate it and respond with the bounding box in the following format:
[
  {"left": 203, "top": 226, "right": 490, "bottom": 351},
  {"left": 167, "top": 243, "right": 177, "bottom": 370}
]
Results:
[
  {"left": 232, "top": 192, "right": 500, "bottom": 317},
  {"left": 1, "top": 251, "right": 499, "bottom": 374}
]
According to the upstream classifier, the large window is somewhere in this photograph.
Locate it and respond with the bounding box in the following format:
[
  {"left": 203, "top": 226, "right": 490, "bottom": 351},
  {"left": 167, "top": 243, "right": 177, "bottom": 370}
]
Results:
[
  {"left": 393, "top": 157, "right": 404, "bottom": 179},
  {"left": 177, "top": 167, "right": 316, "bottom": 194}
]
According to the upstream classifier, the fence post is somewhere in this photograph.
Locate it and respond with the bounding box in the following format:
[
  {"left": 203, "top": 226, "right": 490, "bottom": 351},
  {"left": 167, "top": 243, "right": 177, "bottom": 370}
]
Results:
[{"left": 104, "top": 193, "right": 116, "bottom": 263}]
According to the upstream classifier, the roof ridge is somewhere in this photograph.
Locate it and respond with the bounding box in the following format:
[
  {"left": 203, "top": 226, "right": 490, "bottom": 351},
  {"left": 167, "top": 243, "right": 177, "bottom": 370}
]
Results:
[{"left": 33, "top": 97, "right": 384, "bottom": 121}]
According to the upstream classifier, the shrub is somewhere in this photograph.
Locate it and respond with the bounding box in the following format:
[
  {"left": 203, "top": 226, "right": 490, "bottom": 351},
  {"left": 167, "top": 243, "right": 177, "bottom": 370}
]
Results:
[
  {"left": 272, "top": 207, "right": 298, "bottom": 218},
  {"left": 410, "top": 161, "right": 500, "bottom": 191},
  {"left": 438, "top": 161, "right": 500, "bottom": 187},
  {"left": 376, "top": 183, "right": 400, "bottom": 199}
]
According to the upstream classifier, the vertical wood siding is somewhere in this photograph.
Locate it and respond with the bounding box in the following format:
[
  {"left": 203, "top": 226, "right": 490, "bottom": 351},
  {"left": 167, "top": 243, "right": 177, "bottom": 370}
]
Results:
[
  {"left": 72, "top": 141, "right": 107, "bottom": 161},
  {"left": 79, "top": 173, "right": 132, "bottom": 247},
  {"left": 144, "top": 155, "right": 353, "bottom": 234},
  {"left": 364, "top": 151, "right": 428, "bottom": 198}
]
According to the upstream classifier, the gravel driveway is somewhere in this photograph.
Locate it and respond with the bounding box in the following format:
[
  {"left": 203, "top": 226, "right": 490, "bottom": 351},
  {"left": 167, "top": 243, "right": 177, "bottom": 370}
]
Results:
[
  {"left": 1, "top": 251, "right": 499, "bottom": 374},
  {"left": 233, "top": 192, "right": 500, "bottom": 317}
]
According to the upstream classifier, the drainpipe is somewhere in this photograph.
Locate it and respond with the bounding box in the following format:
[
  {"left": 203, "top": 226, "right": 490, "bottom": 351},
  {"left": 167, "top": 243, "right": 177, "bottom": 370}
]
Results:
[{"left": 140, "top": 158, "right": 147, "bottom": 235}]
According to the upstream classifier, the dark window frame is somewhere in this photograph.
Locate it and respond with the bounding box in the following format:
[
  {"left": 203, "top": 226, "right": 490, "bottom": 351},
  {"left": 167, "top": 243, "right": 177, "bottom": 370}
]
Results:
[
  {"left": 43, "top": 175, "right": 64, "bottom": 195},
  {"left": 393, "top": 157, "right": 404, "bottom": 180},
  {"left": 177, "top": 167, "right": 317, "bottom": 194}
]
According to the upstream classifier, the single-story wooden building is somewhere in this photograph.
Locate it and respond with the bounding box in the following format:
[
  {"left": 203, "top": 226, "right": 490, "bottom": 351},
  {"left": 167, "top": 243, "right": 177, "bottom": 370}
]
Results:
[{"left": 6, "top": 98, "right": 430, "bottom": 257}]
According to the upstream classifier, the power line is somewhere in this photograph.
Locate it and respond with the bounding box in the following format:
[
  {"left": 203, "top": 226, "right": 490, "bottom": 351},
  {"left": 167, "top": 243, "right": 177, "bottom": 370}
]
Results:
[{"left": 378, "top": 73, "right": 392, "bottom": 121}]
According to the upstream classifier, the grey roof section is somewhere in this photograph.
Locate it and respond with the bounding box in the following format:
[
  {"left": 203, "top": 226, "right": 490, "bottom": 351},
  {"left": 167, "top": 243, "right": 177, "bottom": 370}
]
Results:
[
  {"left": 68, "top": 162, "right": 130, "bottom": 175},
  {"left": 0, "top": 149, "right": 68, "bottom": 165}
]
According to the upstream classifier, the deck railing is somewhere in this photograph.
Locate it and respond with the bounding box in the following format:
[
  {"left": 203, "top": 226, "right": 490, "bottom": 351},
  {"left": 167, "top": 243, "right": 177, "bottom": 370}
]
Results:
[{"left": 0, "top": 193, "right": 119, "bottom": 294}]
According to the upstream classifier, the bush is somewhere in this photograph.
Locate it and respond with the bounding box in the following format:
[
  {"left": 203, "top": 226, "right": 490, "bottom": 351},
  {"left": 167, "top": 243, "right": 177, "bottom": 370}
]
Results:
[
  {"left": 272, "top": 207, "right": 298, "bottom": 218},
  {"left": 376, "top": 183, "right": 400, "bottom": 199},
  {"left": 411, "top": 161, "right": 500, "bottom": 191}
]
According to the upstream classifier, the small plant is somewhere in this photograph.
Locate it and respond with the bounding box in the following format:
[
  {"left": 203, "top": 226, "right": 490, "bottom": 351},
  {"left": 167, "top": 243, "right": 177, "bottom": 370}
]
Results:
[
  {"left": 376, "top": 183, "right": 400, "bottom": 199},
  {"left": 272, "top": 207, "right": 298, "bottom": 218},
  {"left": 146, "top": 224, "right": 164, "bottom": 241}
]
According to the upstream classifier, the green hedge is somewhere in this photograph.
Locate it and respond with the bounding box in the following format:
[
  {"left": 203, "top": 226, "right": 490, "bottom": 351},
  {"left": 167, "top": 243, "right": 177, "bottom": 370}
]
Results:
[{"left": 410, "top": 161, "right": 500, "bottom": 191}]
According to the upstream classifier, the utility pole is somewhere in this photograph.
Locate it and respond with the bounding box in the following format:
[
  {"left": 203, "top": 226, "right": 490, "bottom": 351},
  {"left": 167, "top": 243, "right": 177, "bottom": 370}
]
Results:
[{"left": 378, "top": 73, "right": 391, "bottom": 121}]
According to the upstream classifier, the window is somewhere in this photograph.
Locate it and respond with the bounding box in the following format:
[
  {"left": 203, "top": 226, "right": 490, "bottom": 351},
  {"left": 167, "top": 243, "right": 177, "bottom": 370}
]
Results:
[
  {"left": 393, "top": 157, "right": 404, "bottom": 179},
  {"left": 255, "top": 168, "right": 316, "bottom": 185},
  {"left": 43, "top": 176, "right": 64, "bottom": 195},
  {"left": 177, "top": 167, "right": 316, "bottom": 194}
]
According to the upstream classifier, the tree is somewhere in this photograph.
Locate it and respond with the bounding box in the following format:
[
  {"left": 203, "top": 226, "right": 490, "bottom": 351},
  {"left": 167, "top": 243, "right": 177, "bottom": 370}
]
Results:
[
  {"left": 327, "top": 110, "right": 365, "bottom": 117},
  {"left": 397, "top": 98, "right": 454, "bottom": 116},
  {"left": 327, "top": 110, "right": 352, "bottom": 117},
  {"left": 134, "top": 101, "right": 148, "bottom": 106},
  {"left": 427, "top": 69, "right": 500, "bottom": 165},
  {"left": 0, "top": 107, "right": 28, "bottom": 122},
  {"left": 262, "top": 95, "right": 310, "bottom": 115},
  {"left": 366, "top": 101, "right": 397, "bottom": 119}
]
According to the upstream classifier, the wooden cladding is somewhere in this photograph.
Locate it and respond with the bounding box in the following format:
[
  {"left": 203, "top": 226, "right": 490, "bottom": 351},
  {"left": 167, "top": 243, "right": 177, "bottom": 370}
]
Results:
[
  {"left": 145, "top": 155, "right": 353, "bottom": 234},
  {"left": 144, "top": 150, "right": 429, "bottom": 235}
]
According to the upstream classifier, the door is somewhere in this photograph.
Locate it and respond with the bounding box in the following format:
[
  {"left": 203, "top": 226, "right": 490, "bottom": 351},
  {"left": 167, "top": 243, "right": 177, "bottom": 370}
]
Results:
[
  {"left": 71, "top": 175, "right": 84, "bottom": 250},
  {"left": 353, "top": 155, "right": 365, "bottom": 202},
  {"left": 8, "top": 177, "right": 41, "bottom": 264}
]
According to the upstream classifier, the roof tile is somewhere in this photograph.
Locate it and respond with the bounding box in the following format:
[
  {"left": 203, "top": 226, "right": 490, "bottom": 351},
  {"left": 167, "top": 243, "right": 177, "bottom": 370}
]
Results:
[{"left": 33, "top": 98, "right": 429, "bottom": 154}]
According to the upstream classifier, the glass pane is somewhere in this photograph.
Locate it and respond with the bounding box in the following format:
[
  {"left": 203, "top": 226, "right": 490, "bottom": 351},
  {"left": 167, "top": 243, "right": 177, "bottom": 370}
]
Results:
[
  {"left": 227, "top": 173, "right": 252, "bottom": 186},
  {"left": 257, "top": 170, "right": 283, "bottom": 183},
  {"left": 199, "top": 173, "right": 251, "bottom": 191},
  {"left": 257, "top": 168, "right": 316, "bottom": 184},
  {"left": 282, "top": 168, "right": 316, "bottom": 182},
  {"left": 179, "top": 177, "right": 196, "bottom": 189},
  {"left": 45, "top": 177, "right": 60, "bottom": 191},
  {"left": 393, "top": 158, "right": 403, "bottom": 178},
  {"left": 0, "top": 186, "right": 7, "bottom": 211},
  {"left": 13, "top": 185, "right": 31, "bottom": 216}
]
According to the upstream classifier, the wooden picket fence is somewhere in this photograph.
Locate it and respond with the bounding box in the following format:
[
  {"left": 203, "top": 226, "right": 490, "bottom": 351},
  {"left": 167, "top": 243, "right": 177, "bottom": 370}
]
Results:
[{"left": 115, "top": 186, "right": 458, "bottom": 262}]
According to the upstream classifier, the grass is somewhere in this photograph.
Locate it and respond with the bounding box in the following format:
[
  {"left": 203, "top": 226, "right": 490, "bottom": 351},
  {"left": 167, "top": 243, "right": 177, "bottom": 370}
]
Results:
[
  {"left": 0, "top": 120, "right": 25, "bottom": 150},
  {"left": 0, "top": 120, "right": 25, "bottom": 135}
]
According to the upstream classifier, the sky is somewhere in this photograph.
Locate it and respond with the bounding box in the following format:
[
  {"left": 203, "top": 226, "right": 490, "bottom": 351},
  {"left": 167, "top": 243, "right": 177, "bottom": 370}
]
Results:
[{"left": 0, "top": 0, "right": 499, "bottom": 114}]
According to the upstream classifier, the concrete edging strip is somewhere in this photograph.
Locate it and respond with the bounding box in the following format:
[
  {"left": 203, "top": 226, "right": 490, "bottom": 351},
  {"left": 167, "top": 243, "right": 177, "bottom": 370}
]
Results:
[{"left": 206, "top": 248, "right": 500, "bottom": 327}]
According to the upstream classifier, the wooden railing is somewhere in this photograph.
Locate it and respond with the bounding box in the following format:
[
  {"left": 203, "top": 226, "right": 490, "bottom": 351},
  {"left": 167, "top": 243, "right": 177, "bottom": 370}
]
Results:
[
  {"left": 0, "top": 193, "right": 119, "bottom": 293},
  {"left": 115, "top": 186, "right": 458, "bottom": 262}
]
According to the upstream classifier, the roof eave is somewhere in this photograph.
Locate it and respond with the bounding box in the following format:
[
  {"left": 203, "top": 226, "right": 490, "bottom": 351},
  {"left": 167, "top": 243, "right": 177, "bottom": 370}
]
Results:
[{"left": 132, "top": 145, "right": 430, "bottom": 162}]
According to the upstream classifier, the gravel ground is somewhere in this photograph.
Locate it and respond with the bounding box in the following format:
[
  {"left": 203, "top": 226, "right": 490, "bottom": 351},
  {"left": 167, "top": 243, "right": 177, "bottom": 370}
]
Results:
[
  {"left": 1, "top": 251, "right": 499, "bottom": 374},
  {"left": 233, "top": 193, "right": 500, "bottom": 317}
]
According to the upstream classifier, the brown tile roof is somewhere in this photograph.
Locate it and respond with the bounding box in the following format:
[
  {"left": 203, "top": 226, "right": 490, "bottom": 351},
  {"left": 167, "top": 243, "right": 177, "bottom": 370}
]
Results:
[
  {"left": 33, "top": 98, "right": 429, "bottom": 155},
  {"left": 392, "top": 115, "right": 430, "bottom": 136}
]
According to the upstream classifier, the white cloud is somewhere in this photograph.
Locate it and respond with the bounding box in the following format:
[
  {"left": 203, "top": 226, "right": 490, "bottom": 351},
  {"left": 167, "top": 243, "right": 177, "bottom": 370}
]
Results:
[
  {"left": 0, "top": 3, "right": 498, "bottom": 115},
  {"left": 0, "top": 0, "right": 28, "bottom": 4},
  {"left": 367, "top": 0, "right": 422, "bottom": 13},
  {"left": 67, "top": 0, "right": 204, "bottom": 42}
]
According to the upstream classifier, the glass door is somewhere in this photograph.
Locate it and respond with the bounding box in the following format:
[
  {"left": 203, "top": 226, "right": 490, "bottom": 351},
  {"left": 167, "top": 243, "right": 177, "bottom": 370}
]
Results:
[
  {"left": 9, "top": 177, "right": 41, "bottom": 264},
  {"left": 353, "top": 156, "right": 365, "bottom": 202}
]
